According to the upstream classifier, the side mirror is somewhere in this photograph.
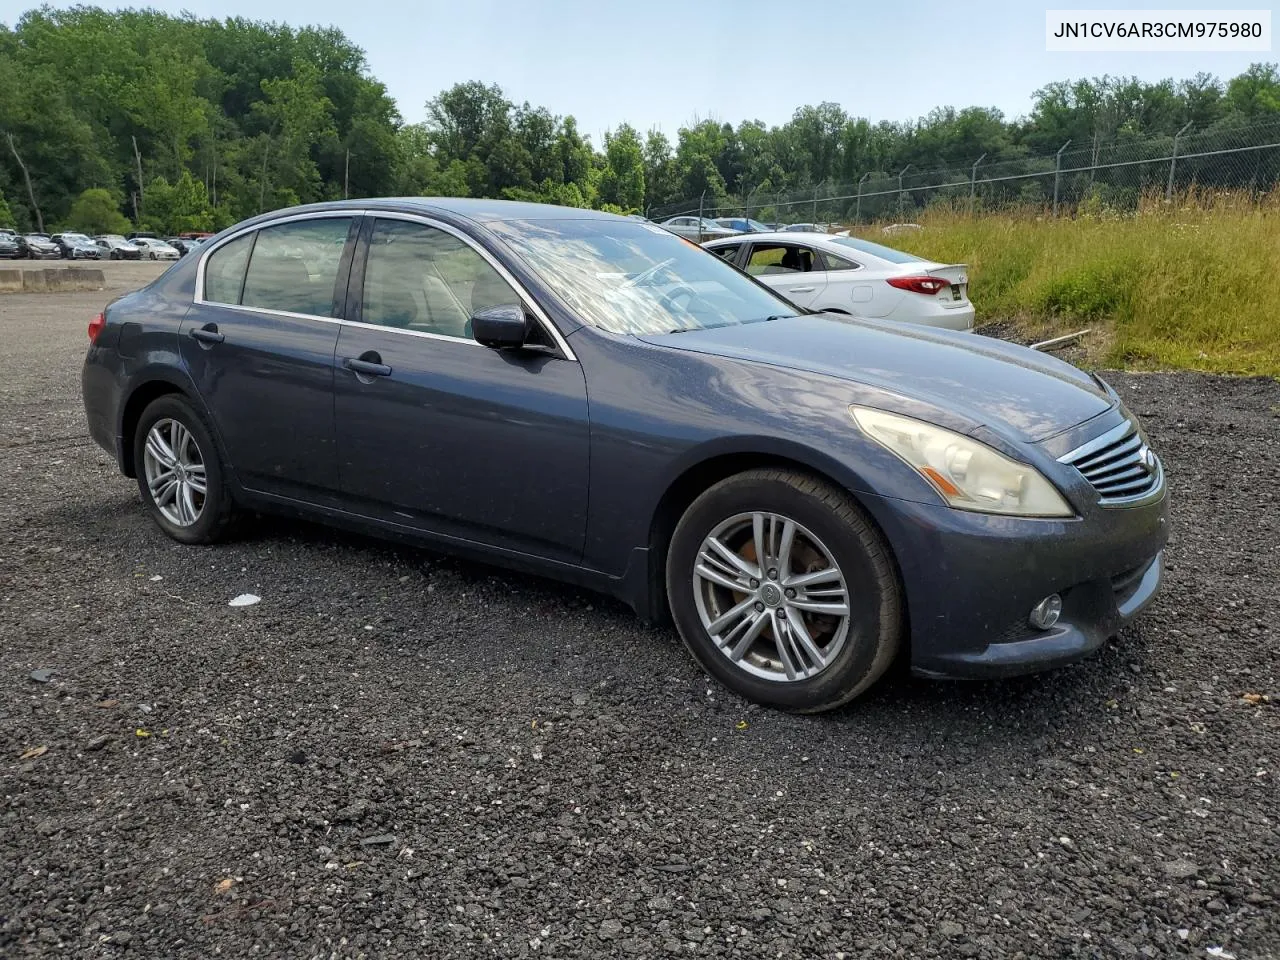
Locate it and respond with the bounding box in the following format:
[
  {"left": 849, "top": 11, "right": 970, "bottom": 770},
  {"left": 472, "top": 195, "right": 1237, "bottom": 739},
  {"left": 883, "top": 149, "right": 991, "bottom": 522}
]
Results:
[{"left": 470, "top": 303, "right": 529, "bottom": 349}]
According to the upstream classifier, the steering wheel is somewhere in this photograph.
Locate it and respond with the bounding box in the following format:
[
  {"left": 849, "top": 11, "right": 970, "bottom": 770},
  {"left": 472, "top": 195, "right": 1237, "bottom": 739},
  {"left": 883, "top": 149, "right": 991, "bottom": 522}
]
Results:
[{"left": 659, "top": 285, "right": 697, "bottom": 314}]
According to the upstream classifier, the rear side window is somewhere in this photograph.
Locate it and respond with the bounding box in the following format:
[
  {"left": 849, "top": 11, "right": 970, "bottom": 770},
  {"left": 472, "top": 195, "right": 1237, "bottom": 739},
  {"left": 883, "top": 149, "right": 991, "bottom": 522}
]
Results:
[
  {"left": 203, "top": 233, "right": 254, "bottom": 304},
  {"left": 240, "top": 218, "right": 353, "bottom": 316},
  {"left": 711, "top": 244, "right": 740, "bottom": 262}
]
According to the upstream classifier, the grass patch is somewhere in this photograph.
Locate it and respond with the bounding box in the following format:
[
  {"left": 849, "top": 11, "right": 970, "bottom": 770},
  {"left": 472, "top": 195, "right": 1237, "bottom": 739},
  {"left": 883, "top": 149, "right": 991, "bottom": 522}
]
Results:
[{"left": 868, "top": 195, "right": 1280, "bottom": 376}]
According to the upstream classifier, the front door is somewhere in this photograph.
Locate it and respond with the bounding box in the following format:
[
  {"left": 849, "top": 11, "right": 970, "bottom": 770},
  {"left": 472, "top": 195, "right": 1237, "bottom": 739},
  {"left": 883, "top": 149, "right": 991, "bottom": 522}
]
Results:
[
  {"left": 332, "top": 216, "right": 590, "bottom": 564},
  {"left": 180, "top": 216, "right": 356, "bottom": 502},
  {"left": 744, "top": 241, "right": 828, "bottom": 310}
]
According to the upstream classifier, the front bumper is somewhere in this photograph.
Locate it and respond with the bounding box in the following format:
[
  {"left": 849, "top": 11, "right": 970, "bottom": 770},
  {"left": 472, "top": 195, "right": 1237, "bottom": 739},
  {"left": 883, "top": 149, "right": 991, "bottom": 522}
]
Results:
[{"left": 859, "top": 485, "right": 1169, "bottom": 679}]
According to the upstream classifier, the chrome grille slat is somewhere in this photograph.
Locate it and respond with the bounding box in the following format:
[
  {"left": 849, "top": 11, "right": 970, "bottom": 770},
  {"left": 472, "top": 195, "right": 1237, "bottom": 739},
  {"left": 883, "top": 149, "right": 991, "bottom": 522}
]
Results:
[
  {"left": 1078, "top": 436, "right": 1144, "bottom": 474},
  {"left": 1101, "top": 476, "right": 1159, "bottom": 496},
  {"left": 1059, "top": 418, "right": 1161, "bottom": 505},
  {"left": 1093, "top": 463, "right": 1151, "bottom": 485}
]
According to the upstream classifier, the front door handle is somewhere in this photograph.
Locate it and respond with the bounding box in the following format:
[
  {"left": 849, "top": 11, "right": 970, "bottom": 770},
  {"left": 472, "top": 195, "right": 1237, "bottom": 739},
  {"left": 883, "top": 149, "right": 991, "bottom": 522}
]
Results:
[
  {"left": 788, "top": 286, "right": 816, "bottom": 294},
  {"left": 344, "top": 356, "right": 392, "bottom": 378},
  {"left": 189, "top": 324, "right": 224, "bottom": 344}
]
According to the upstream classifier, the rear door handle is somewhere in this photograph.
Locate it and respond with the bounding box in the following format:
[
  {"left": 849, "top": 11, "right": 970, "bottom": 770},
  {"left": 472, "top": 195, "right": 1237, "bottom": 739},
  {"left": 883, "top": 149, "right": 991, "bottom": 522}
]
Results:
[
  {"left": 344, "top": 357, "right": 392, "bottom": 378},
  {"left": 789, "top": 286, "right": 816, "bottom": 294},
  {"left": 189, "top": 325, "right": 224, "bottom": 344}
]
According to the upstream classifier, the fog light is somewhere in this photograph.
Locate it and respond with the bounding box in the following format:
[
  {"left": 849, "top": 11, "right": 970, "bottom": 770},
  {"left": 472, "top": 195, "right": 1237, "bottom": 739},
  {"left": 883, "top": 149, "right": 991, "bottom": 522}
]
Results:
[{"left": 1028, "top": 594, "right": 1062, "bottom": 630}]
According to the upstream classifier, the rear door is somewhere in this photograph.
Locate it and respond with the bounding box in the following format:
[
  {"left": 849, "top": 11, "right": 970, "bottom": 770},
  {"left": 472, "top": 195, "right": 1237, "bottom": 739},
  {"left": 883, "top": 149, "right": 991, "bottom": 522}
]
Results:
[
  {"left": 742, "top": 241, "right": 827, "bottom": 309},
  {"left": 180, "top": 214, "right": 356, "bottom": 503},
  {"left": 331, "top": 214, "right": 590, "bottom": 563}
]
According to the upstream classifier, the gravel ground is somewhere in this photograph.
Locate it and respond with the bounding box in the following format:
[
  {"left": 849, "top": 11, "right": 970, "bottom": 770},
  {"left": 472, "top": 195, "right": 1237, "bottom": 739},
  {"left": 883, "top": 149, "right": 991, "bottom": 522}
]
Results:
[{"left": 2, "top": 286, "right": 1278, "bottom": 959}]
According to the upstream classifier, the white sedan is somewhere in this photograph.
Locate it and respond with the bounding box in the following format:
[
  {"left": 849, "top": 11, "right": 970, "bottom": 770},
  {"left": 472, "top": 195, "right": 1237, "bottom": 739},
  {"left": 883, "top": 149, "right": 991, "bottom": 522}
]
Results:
[
  {"left": 703, "top": 232, "right": 974, "bottom": 331},
  {"left": 132, "top": 238, "right": 181, "bottom": 261}
]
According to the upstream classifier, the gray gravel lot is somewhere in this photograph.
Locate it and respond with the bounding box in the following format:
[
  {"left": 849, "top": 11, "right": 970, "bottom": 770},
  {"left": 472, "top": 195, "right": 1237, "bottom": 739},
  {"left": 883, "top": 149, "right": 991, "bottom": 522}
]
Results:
[{"left": 2, "top": 283, "right": 1278, "bottom": 959}]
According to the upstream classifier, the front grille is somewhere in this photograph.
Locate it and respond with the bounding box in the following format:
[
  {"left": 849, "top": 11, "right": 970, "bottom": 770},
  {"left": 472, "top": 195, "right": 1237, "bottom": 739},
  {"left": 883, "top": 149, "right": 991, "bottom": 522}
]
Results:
[{"left": 1060, "top": 419, "right": 1161, "bottom": 504}]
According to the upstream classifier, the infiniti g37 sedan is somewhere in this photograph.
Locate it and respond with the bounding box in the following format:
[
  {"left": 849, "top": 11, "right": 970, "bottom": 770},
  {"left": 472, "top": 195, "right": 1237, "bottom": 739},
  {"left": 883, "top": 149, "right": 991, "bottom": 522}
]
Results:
[{"left": 82, "top": 199, "right": 1168, "bottom": 712}]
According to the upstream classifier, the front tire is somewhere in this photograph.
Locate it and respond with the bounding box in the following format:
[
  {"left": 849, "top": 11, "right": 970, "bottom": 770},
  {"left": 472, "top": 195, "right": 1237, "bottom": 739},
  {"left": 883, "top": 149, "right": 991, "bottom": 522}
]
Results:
[
  {"left": 132, "top": 395, "right": 235, "bottom": 544},
  {"left": 666, "top": 469, "right": 902, "bottom": 712}
]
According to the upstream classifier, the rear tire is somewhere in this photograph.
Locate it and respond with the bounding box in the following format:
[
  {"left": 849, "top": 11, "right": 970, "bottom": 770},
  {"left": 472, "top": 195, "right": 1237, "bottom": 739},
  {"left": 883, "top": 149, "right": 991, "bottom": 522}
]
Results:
[
  {"left": 666, "top": 468, "right": 902, "bottom": 712},
  {"left": 132, "top": 394, "right": 236, "bottom": 544}
]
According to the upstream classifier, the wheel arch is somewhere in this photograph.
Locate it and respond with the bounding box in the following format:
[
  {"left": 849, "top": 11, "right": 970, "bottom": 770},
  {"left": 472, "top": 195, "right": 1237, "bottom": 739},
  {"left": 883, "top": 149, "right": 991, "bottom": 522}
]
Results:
[
  {"left": 642, "top": 442, "right": 906, "bottom": 630},
  {"left": 117, "top": 371, "right": 210, "bottom": 479}
]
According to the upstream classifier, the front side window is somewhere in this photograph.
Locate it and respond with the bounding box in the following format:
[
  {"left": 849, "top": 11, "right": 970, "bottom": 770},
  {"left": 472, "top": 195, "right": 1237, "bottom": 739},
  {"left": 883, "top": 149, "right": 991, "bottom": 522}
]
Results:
[
  {"left": 202, "top": 233, "right": 254, "bottom": 305},
  {"left": 240, "top": 217, "right": 352, "bottom": 316},
  {"left": 361, "top": 219, "right": 520, "bottom": 340},
  {"left": 746, "top": 244, "right": 818, "bottom": 276},
  {"left": 487, "top": 218, "right": 795, "bottom": 336}
]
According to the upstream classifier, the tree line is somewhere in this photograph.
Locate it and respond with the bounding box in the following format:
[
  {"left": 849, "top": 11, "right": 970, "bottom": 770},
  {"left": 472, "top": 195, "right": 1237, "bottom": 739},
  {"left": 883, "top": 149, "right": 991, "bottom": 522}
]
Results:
[{"left": 2, "top": 5, "right": 1279, "bottom": 234}]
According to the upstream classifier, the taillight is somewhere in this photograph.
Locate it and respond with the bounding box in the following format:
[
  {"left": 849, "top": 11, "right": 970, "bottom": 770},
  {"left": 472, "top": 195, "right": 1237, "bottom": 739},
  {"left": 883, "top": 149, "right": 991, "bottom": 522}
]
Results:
[
  {"left": 88, "top": 312, "right": 105, "bottom": 343},
  {"left": 886, "top": 276, "right": 949, "bottom": 295}
]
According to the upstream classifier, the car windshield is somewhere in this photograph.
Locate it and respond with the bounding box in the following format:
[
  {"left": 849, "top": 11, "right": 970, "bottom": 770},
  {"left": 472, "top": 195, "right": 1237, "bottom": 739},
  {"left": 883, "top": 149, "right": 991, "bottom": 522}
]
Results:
[
  {"left": 829, "top": 235, "right": 924, "bottom": 264},
  {"left": 488, "top": 218, "right": 797, "bottom": 336}
]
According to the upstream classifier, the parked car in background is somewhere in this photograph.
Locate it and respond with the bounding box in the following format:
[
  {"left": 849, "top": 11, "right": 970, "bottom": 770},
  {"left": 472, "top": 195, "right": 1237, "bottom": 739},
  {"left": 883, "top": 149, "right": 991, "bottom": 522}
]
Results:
[
  {"left": 881, "top": 223, "right": 923, "bottom": 236},
  {"left": 660, "top": 216, "right": 740, "bottom": 241},
  {"left": 52, "top": 232, "right": 105, "bottom": 260},
  {"left": 132, "top": 237, "right": 181, "bottom": 261},
  {"left": 166, "top": 237, "right": 206, "bottom": 256},
  {"left": 126, "top": 231, "right": 158, "bottom": 241},
  {"left": 0, "top": 232, "right": 24, "bottom": 259},
  {"left": 714, "top": 217, "right": 772, "bottom": 234},
  {"left": 705, "top": 232, "right": 974, "bottom": 331},
  {"left": 23, "top": 234, "right": 62, "bottom": 259},
  {"left": 781, "top": 223, "right": 826, "bottom": 233},
  {"left": 95, "top": 235, "right": 143, "bottom": 260},
  {"left": 82, "top": 198, "right": 1166, "bottom": 712}
]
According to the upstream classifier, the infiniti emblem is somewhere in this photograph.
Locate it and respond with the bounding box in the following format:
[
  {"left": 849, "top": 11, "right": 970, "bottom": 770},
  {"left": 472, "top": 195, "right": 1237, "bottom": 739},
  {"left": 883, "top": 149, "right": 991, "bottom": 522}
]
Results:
[{"left": 760, "top": 583, "right": 783, "bottom": 607}]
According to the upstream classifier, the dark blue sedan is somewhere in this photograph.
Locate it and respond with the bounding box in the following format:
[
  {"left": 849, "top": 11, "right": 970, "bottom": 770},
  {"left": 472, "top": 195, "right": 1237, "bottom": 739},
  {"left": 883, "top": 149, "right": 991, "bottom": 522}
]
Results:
[{"left": 81, "top": 199, "right": 1168, "bottom": 711}]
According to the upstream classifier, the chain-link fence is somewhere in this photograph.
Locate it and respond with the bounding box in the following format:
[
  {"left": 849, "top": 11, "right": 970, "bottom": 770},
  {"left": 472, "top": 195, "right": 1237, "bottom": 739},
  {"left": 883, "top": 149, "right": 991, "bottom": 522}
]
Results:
[{"left": 649, "top": 118, "right": 1280, "bottom": 227}]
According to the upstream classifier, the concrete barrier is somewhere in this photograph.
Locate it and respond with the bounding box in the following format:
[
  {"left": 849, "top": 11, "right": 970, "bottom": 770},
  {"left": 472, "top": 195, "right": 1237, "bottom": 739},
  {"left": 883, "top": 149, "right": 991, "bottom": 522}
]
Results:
[{"left": 0, "top": 266, "right": 106, "bottom": 294}]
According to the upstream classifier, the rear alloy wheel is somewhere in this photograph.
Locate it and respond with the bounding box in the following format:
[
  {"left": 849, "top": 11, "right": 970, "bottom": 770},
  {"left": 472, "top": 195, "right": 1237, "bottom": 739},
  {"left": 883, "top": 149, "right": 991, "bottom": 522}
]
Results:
[
  {"left": 667, "top": 468, "right": 902, "bottom": 712},
  {"left": 133, "top": 395, "right": 235, "bottom": 544}
]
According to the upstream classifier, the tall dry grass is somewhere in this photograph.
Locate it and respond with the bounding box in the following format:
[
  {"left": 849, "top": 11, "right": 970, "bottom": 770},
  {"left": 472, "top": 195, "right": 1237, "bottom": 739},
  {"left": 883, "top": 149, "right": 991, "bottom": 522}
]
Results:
[{"left": 869, "top": 190, "right": 1280, "bottom": 376}]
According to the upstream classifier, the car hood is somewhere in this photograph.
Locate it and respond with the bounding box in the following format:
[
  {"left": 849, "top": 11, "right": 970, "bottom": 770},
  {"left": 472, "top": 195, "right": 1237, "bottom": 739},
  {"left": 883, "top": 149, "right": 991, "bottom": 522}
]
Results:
[{"left": 637, "top": 313, "right": 1113, "bottom": 442}]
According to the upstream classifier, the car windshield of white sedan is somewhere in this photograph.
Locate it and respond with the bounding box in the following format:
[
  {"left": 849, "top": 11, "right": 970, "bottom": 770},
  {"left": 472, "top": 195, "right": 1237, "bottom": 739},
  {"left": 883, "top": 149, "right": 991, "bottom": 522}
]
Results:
[
  {"left": 488, "top": 218, "right": 795, "bottom": 336},
  {"left": 829, "top": 236, "right": 924, "bottom": 264}
]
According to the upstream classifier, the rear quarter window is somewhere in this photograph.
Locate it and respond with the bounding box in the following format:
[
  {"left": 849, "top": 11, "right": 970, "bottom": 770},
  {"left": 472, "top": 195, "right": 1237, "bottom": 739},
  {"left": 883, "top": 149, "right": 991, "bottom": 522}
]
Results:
[{"left": 202, "top": 233, "right": 254, "bottom": 305}]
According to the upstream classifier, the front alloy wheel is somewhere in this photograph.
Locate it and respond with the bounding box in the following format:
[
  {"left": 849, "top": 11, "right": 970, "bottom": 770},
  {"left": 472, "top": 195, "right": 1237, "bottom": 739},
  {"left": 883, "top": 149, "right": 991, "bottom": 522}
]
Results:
[
  {"left": 693, "top": 512, "right": 850, "bottom": 682},
  {"left": 668, "top": 468, "right": 902, "bottom": 712}
]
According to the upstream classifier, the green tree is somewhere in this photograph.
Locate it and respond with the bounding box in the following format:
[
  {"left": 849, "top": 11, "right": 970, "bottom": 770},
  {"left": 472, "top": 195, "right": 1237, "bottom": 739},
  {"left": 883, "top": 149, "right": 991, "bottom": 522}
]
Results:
[
  {"left": 598, "top": 124, "right": 644, "bottom": 211},
  {"left": 1225, "top": 63, "right": 1280, "bottom": 118},
  {"left": 67, "top": 188, "right": 131, "bottom": 234}
]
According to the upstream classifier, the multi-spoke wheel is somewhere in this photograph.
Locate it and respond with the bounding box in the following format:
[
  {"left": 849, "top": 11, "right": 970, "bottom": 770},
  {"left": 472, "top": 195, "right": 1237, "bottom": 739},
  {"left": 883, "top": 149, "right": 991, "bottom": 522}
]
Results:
[
  {"left": 132, "top": 395, "right": 235, "bottom": 544},
  {"left": 667, "top": 469, "right": 902, "bottom": 712}
]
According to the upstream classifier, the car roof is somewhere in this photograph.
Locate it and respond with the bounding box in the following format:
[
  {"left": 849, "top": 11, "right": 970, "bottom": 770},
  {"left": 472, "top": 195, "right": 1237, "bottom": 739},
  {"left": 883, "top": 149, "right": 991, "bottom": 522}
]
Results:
[
  {"left": 705, "top": 231, "right": 835, "bottom": 245},
  {"left": 250, "top": 197, "right": 631, "bottom": 226}
]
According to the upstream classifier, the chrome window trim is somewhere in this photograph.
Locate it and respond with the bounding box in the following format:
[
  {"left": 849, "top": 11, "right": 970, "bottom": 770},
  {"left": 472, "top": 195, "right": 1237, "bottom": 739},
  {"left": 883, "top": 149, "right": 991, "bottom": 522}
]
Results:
[{"left": 193, "top": 208, "right": 577, "bottom": 362}]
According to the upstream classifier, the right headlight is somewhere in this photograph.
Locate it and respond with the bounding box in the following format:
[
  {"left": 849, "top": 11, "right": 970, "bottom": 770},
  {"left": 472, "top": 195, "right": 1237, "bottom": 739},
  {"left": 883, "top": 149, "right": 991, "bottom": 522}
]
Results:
[{"left": 851, "top": 406, "right": 1074, "bottom": 518}]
